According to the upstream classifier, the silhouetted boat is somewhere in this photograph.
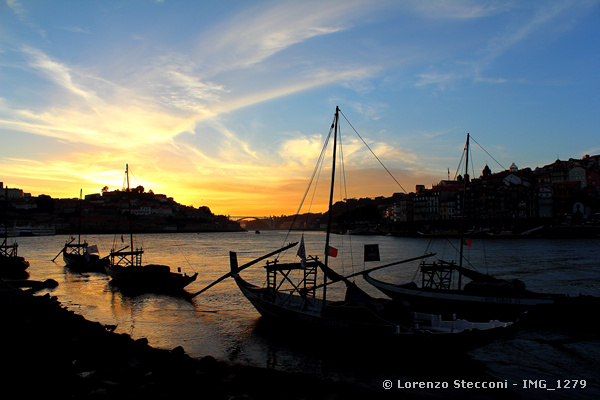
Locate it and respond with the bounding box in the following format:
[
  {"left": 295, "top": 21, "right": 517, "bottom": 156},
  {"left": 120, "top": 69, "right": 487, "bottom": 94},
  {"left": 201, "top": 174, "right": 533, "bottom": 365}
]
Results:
[
  {"left": 61, "top": 238, "right": 108, "bottom": 273},
  {"left": 104, "top": 165, "right": 198, "bottom": 292},
  {"left": 364, "top": 134, "right": 597, "bottom": 324},
  {"left": 56, "top": 190, "right": 109, "bottom": 272},
  {"left": 193, "top": 108, "right": 514, "bottom": 349},
  {"left": 1, "top": 239, "right": 29, "bottom": 278},
  {"left": 2, "top": 188, "right": 29, "bottom": 278}
]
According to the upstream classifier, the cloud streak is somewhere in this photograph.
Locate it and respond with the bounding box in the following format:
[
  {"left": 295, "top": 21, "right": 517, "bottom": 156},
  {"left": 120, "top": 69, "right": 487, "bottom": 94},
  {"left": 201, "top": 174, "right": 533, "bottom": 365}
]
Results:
[
  {"left": 1, "top": 1, "right": 597, "bottom": 215},
  {"left": 195, "top": 0, "right": 367, "bottom": 74}
]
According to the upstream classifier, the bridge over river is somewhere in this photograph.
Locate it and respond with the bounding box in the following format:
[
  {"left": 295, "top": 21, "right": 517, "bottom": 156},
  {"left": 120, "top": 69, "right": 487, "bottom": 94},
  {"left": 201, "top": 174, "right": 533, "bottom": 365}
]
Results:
[{"left": 229, "top": 216, "right": 275, "bottom": 229}]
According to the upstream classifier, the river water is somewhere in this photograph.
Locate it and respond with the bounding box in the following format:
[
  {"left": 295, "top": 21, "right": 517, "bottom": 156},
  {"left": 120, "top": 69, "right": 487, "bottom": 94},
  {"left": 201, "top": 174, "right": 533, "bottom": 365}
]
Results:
[{"left": 12, "top": 231, "right": 600, "bottom": 399}]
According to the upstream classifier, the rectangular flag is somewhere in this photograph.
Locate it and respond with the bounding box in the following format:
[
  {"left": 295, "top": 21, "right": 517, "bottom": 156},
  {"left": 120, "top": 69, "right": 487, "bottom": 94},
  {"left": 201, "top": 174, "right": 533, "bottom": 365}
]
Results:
[
  {"left": 462, "top": 237, "right": 472, "bottom": 247},
  {"left": 326, "top": 245, "right": 338, "bottom": 257},
  {"left": 297, "top": 235, "right": 307, "bottom": 268},
  {"left": 364, "top": 244, "right": 380, "bottom": 262}
]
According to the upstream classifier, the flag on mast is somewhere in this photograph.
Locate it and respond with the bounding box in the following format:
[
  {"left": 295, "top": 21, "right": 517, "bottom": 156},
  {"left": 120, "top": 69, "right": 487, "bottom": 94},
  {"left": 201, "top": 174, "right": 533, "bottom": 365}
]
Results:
[
  {"left": 297, "top": 235, "right": 307, "bottom": 268},
  {"left": 326, "top": 245, "right": 338, "bottom": 257},
  {"left": 364, "top": 244, "right": 380, "bottom": 262}
]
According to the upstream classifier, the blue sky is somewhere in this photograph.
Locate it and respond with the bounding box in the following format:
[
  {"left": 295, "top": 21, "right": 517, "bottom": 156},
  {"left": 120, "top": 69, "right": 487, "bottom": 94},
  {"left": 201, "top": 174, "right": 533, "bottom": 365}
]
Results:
[{"left": 1, "top": 0, "right": 599, "bottom": 216}]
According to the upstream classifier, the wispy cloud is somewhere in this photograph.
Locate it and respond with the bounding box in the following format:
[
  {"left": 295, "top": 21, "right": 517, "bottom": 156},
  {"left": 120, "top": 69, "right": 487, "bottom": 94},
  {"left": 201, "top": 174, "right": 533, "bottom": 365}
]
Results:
[
  {"left": 414, "top": 2, "right": 584, "bottom": 89},
  {"left": 7, "top": 0, "right": 47, "bottom": 39},
  {"left": 474, "top": 2, "right": 574, "bottom": 72},
  {"left": 21, "top": 46, "right": 92, "bottom": 100},
  {"left": 408, "top": 0, "right": 513, "bottom": 20},
  {"left": 58, "top": 26, "right": 91, "bottom": 35},
  {"left": 195, "top": 0, "right": 369, "bottom": 74}
]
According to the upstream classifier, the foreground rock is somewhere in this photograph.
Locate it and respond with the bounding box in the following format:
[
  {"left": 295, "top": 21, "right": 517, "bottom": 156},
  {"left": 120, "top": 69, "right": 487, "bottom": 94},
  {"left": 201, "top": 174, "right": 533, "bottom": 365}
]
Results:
[{"left": 0, "top": 282, "right": 406, "bottom": 399}]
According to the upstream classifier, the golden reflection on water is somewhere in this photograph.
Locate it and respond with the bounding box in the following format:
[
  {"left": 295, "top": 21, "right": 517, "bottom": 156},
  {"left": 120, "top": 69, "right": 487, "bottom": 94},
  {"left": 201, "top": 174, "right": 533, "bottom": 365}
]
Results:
[{"left": 11, "top": 231, "right": 600, "bottom": 386}]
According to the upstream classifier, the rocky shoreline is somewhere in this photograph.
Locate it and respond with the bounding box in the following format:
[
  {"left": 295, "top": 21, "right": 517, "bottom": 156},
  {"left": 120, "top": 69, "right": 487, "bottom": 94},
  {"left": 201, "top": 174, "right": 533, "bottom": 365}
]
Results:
[{"left": 1, "top": 282, "right": 418, "bottom": 399}]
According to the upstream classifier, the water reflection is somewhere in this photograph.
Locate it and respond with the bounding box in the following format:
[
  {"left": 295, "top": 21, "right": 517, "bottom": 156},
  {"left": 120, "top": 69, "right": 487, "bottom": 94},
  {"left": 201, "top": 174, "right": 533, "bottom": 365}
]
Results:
[{"left": 13, "top": 232, "right": 600, "bottom": 398}]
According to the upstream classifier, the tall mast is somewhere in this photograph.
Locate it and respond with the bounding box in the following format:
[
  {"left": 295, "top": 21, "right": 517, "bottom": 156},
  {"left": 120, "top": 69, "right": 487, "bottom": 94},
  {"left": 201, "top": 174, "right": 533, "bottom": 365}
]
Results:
[
  {"left": 323, "top": 106, "right": 340, "bottom": 304},
  {"left": 126, "top": 164, "right": 134, "bottom": 261},
  {"left": 77, "top": 189, "right": 82, "bottom": 246},
  {"left": 458, "top": 133, "right": 470, "bottom": 289},
  {"left": 2, "top": 186, "right": 7, "bottom": 245}
]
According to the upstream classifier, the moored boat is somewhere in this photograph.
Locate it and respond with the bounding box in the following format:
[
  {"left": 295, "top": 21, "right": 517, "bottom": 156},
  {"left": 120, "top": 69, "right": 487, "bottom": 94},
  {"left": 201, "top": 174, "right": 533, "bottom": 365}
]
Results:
[
  {"left": 0, "top": 239, "right": 30, "bottom": 278},
  {"left": 104, "top": 165, "right": 197, "bottom": 292},
  {"left": 192, "top": 107, "right": 515, "bottom": 350},
  {"left": 61, "top": 238, "right": 108, "bottom": 273},
  {"left": 55, "top": 190, "right": 108, "bottom": 273},
  {"left": 2, "top": 189, "right": 30, "bottom": 278},
  {"left": 364, "top": 134, "right": 599, "bottom": 324}
]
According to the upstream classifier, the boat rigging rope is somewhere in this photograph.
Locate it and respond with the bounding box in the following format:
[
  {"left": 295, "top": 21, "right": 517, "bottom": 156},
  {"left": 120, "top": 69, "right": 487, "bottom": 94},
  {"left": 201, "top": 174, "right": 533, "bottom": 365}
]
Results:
[
  {"left": 470, "top": 135, "right": 506, "bottom": 170},
  {"left": 455, "top": 134, "right": 506, "bottom": 179},
  {"left": 336, "top": 121, "right": 355, "bottom": 279},
  {"left": 339, "top": 109, "right": 407, "bottom": 194},
  {"left": 170, "top": 236, "right": 197, "bottom": 273},
  {"left": 279, "top": 114, "right": 336, "bottom": 256}
]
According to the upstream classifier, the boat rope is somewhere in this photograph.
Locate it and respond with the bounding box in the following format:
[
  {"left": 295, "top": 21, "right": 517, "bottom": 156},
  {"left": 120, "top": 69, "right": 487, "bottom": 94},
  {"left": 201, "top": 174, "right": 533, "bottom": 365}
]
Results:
[
  {"left": 336, "top": 121, "right": 356, "bottom": 279},
  {"left": 279, "top": 114, "right": 336, "bottom": 255},
  {"left": 170, "top": 236, "right": 197, "bottom": 273},
  {"left": 339, "top": 109, "right": 407, "bottom": 194},
  {"left": 470, "top": 135, "right": 506, "bottom": 170},
  {"left": 480, "top": 239, "right": 490, "bottom": 275},
  {"left": 454, "top": 134, "right": 506, "bottom": 179}
]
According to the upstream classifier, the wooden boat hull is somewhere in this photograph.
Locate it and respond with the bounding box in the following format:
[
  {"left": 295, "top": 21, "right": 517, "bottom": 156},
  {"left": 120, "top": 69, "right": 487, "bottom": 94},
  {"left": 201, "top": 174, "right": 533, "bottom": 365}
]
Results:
[
  {"left": 63, "top": 251, "right": 108, "bottom": 273},
  {"left": 364, "top": 272, "right": 557, "bottom": 322},
  {"left": 105, "top": 264, "right": 198, "bottom": 293},
  {"left": 233, "top": 273, "right": 514, "bottom": 350}
]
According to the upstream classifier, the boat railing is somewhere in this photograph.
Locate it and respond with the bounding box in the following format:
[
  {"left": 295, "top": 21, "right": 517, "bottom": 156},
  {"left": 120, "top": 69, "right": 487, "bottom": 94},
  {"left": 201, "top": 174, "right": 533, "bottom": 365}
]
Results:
[
  {"left": 110, "top": 248, "right": 143, "bottom": 268},
  {"left": 265, "top": 259, "right": 319, "bottom": 308},
  {"left": 420, "top": 261, "right": 454, "bottom": 290},
  {"left": 1, "top": 242, "right": 18, "bottom": 257}
]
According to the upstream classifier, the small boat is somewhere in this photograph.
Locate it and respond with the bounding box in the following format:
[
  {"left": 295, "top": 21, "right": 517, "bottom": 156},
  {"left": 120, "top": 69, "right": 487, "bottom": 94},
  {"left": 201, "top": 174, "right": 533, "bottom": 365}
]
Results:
[
  {"left": 192, "top": 107, "right": 514, "bottom": 349},
  {"left": 55, "top": 190, "right": 108, "bottom": 272},
  {"left": 2, "top": 190, "right": 30, "bottom": 278},
  {"left": 104, "top": 165, "right": 198, "bottom": 292},
  {"left": 363, "top": 266, "right": 558, "bottom": 322},
  {"left": 106, "top": 252, "right": 198, "bottom": 293},
  {"left": 0, "top": 238, "right": 30, "bottom": 278},
  {"left": 61, "top": 238, "right": 108, "bottom": 273}
]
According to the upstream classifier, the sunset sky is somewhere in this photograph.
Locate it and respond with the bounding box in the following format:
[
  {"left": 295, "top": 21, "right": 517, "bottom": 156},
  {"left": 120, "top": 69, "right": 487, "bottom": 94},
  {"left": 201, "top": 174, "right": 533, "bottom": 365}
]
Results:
[{"left": 1, "top": 1, "right": 599, "bottom": 216}]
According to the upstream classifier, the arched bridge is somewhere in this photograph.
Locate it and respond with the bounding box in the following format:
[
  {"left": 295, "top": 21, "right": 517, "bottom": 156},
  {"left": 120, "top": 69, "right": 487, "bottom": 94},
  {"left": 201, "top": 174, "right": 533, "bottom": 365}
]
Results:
[
  {"left": 229, "top": 216, "right": 274, "bottom": 229},
  {"left": 230, "top": 216, "right": 271, "bottom": 222}
]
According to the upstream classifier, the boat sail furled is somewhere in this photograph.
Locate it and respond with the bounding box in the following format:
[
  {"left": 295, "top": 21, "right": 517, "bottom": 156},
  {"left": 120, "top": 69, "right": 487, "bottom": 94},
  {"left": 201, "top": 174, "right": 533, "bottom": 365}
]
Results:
[
  {"left": 193, "top": 108, "right": 514, "bottom": 349},
  {"left": 104, "top": 165, "right": 198, "bottom": 292}
]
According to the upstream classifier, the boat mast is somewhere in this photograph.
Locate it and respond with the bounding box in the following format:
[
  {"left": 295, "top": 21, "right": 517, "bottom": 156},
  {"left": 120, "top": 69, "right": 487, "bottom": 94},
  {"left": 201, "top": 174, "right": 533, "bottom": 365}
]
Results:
[
  {"left": 458, "top": 133, "right": 470, "bottom": 289},
  {"left": 2, "top": 186, "right": 7, "bottom": 247},
  {"left": 323, "top": 106, "right": 340, "bottom": 305},
  {"left": 125, "top": 164, "right": 134, "bottom": 264},
  {"left": 77, "top": 189, "right": 82, "bottom": 247}
]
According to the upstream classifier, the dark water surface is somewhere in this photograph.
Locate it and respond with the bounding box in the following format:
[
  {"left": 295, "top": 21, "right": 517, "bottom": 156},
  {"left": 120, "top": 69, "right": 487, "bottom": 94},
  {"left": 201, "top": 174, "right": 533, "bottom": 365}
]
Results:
[{"left": 13, "top": 231, "right": 600, "bottom": 399}]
